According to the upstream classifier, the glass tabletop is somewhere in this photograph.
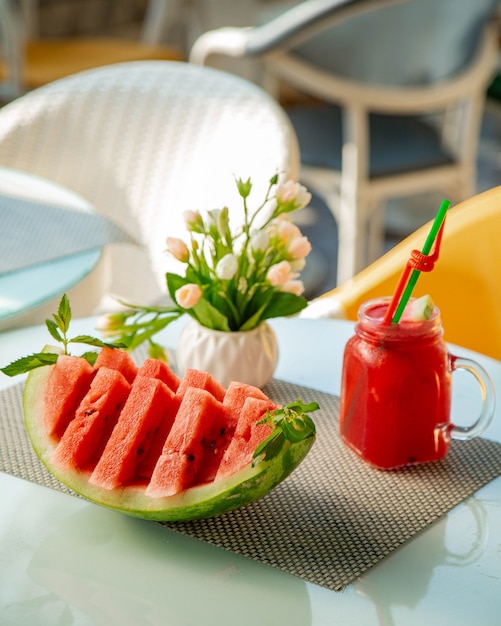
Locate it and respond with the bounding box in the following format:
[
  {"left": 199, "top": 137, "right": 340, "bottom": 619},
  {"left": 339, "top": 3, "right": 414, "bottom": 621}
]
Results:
[
  {"left": 0, "top": 316, "right": 500, "bottom": 625},
  {"left": 0, "top": 167, "right": 102, "bottom": 329}
]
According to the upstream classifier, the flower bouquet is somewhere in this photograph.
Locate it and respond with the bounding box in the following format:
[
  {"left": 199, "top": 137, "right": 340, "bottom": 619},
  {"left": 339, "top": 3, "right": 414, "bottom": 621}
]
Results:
[{"left": 99, "top": 174, "right": 313, "bottom": 385}]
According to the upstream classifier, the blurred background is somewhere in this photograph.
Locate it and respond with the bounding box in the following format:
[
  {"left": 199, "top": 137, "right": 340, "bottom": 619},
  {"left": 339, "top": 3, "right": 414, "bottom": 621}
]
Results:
[{"left": 2, "top": 0, "right": 501, "bottom": 300}]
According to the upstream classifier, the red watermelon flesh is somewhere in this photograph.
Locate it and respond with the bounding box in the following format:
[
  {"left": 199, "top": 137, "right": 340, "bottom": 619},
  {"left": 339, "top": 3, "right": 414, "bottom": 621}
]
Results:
[
  {"left": 50, "top": 367, "right": 131, "bottom": 471},
  {"left": 222, "top": 381, "right": 269, "bottom": 431},
  {"left": 23, "top": 347, "right": 317, "bottom": 521},
  {"left": 146, "top": 387, "right": 228, "bottom": 497},
  {"left": 44, "top": 355, "right": 95, "bottom": 438},
  {"left": 137, "top": 358, "right": 180, "bottom": 391},
  {"left": 216, "top": 397, "right": 276, "bottom": 480},
  {"left": 89, "top": 376, "right": 180, "bottom": 490},
  {"left": 176, "top": 368, "right": 226, "bottom": 402},
  {"left": 93, "top": 346, "right": 138, "bottom": 384}
]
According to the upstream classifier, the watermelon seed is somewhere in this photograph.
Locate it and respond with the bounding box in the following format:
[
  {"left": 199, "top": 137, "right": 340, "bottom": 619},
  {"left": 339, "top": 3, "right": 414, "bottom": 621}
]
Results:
[{"left": 187, "top": 454, "right": 195, "bottom": 461}]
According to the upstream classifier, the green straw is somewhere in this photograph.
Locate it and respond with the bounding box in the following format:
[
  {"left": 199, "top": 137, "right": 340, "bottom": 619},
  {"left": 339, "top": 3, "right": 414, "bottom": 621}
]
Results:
[{"left": 391, "top": 199, "right": 450, "bottom": 323}]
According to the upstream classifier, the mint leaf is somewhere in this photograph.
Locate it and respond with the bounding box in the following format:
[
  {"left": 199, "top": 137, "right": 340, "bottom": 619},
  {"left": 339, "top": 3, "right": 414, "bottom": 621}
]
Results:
[
  {"left": 80, "top": 351, "right": 99, "bottom": 366},
  {"left": 0, "top": 352, "right": 59, "bottom": 377},
  {"left": 56, "top": 293, "right": 72, "bottom": 333},
  {"left": 69, "top": 335, "right": 127, "bottom": 349},
  {"left": 252, "top": 429, "right": 285, "bottom": 464},
  {"left": 45, "top": 318, "right": 63, "bottom": 343},
  {"left": 0, "top": 294, "right": 129, "bottom": 377},
  {"left": 252, "top": 399, "right": 318, "bottom": 464}
]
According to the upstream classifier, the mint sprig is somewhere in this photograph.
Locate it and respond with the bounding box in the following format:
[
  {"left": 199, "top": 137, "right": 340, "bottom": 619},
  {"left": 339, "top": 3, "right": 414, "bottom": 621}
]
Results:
[
  {"left": 252, "top": 399, "right": 318, "bottom": 465},
  {"left": 0, "top": 294, "right": 125, "bottom": 377}
]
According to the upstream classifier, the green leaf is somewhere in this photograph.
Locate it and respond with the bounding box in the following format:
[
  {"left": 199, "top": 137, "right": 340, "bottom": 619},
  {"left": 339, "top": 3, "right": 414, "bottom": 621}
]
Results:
[
  {"left": 166, "top": 272, "right": 188, "bottom": 302},
  {"left": 281, "top": 414, "right": 316, "bottom": 442},
  {"left": 45, "top": 319, "right": 63, "bottom": 343},
  {"left": 69, "top": 335, "right": 127, "bottom": 349},
  {"left": 190, "top": 298, "right": 231, "bottom": 331},
  {"left": 260, "top": 292, "right": 308, "bottom": 320},
  {"left": 56, "top": 293, "right": 72, "bottom": 333},
  {"left": 252, "top": 430, "right": 285, "bottom": 464},
  {"left": 253, "top": 398, "right": 318, "bottom": 462},
  {"left": 80, "top": 351, "right": 99, "bottom": 366},
  {"left": 0, "top": 352, "right": 59, "bottom": 377}
]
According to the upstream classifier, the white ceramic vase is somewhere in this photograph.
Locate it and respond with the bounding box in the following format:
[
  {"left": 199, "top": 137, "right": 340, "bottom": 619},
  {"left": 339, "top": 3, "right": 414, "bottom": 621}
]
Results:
[{"left": 175, "top": 320, "right": 279, "bottom": 388}]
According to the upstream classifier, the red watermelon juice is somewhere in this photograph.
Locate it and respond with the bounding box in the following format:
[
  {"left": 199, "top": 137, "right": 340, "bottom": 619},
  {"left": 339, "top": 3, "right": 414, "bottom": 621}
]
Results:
[{"left": 338, "top": 298, "right": 452, "bottom": 469}]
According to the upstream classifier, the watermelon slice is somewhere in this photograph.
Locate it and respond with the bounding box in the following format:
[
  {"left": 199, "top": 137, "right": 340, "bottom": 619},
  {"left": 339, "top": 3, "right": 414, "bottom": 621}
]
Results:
[
  {"left": 89, "top": 375, "right": 180, "bottom": 489},
  {"left": 146, "top": 387, "right": 229, "bottom": 497},
  {"left": 216, "top": 397, "right": 277, "bottom": 480},
  {"left": 22, "top": 347, "right": 317, "bottom": 521},
  {"left": 137, "top": 358, "right": 180, "bottom": 391},
  {"left": 93, "top": 346, "right": 138, "bottom": 384},
  {"left": 44, "top": 354, "right": 95, "bottom": 439},
  {"left": 176, "top": 368, "right": 226, "bottom": 402},
  {"left": 51, "top": 367, "right": 131, "bottom": 471}
]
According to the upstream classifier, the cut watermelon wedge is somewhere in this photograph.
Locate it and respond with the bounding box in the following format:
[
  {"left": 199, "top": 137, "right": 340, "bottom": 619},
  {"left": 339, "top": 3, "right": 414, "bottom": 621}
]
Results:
[{"left": 22, "top": 347, "right": 316, "bottom": 521}]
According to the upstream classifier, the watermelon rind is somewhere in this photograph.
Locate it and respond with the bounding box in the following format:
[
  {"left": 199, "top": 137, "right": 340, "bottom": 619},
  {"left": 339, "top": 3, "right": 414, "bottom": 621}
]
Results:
[{"left": 22, "top": 348, "right": 315, "bottom": 521}]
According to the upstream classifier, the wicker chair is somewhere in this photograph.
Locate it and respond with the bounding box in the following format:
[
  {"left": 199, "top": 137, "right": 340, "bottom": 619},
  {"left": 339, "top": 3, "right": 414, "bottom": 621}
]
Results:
[{"left": 0, "top": 60, "right": 299, "bottom": 315}]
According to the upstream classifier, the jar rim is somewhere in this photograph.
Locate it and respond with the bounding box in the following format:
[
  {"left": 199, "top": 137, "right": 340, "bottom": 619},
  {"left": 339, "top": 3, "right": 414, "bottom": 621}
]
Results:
[{"left": 356, "top": 297, "right": 442, "bottom": 342}]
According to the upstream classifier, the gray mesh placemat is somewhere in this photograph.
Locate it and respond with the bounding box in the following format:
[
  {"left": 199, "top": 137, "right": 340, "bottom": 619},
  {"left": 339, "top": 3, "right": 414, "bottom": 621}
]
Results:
[
  {"left": 1, "top": 379, "right": 501, "bottom": 592},
  {"left": 0, "top": 193, "right": 135, "bottom": 274}
]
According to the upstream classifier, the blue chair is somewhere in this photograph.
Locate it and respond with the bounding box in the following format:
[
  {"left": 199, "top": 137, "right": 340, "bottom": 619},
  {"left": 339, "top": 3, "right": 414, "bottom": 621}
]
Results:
[{"left": 190, "top": 0, "right": 500, "bottom": 284}]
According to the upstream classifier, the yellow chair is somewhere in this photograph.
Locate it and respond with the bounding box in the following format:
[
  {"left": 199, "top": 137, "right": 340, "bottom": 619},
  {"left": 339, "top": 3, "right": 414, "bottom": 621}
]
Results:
[{"left": 303, "top": 187, "right": 501, "bottom": 360}]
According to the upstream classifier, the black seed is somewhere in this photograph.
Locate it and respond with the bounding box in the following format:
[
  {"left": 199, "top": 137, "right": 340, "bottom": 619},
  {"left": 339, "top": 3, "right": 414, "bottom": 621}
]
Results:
[{"left": 187, "top": 454, "right": 195, "bottom": 461}]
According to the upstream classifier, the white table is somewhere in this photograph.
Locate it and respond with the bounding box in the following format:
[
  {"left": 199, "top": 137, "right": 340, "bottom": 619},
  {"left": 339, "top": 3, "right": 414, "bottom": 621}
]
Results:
[
  {"left": 1, "top": 316, "right": 500, "bottom": 625},
  {"left": 0, "top": 167, "right": 105, "bottom": 331}
]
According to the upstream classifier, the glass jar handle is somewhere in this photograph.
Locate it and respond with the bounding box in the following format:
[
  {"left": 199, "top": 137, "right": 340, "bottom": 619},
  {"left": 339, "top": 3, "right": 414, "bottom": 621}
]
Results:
[{"left": 450, "top": 355, "right": 496, "bottom": 440}]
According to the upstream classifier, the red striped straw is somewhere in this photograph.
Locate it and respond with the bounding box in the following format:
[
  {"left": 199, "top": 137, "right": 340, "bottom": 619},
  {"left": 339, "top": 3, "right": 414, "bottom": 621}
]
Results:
[{"left": 383, "top": 200, "right": 450, "bottom": 324}]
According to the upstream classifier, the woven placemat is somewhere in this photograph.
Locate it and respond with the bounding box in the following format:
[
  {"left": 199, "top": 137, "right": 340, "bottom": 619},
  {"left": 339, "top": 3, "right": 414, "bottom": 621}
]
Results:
[{"left": 1, "top": 379, "right": 501, "bottom": 592}]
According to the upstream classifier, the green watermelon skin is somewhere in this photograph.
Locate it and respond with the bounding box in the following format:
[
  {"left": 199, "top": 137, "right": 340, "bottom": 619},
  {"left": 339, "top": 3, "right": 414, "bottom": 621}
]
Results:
[{"left": 22, "top": 348, "right": 316, "bottom": 522}]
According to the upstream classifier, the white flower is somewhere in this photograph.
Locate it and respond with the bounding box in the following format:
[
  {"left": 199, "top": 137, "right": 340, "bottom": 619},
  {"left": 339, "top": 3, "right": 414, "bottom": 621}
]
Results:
[
  {"left": 166, "top": 237, "right": 189, "bottom": 263},
  {"left": 249, "top": 229, "right": 269, "bottom": 253},
  {"left": 216, "top": 253, "right": 238, "bottom": 280},
  {"left": 175, "top": 283, "right": 202, "bottom": 309}
]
